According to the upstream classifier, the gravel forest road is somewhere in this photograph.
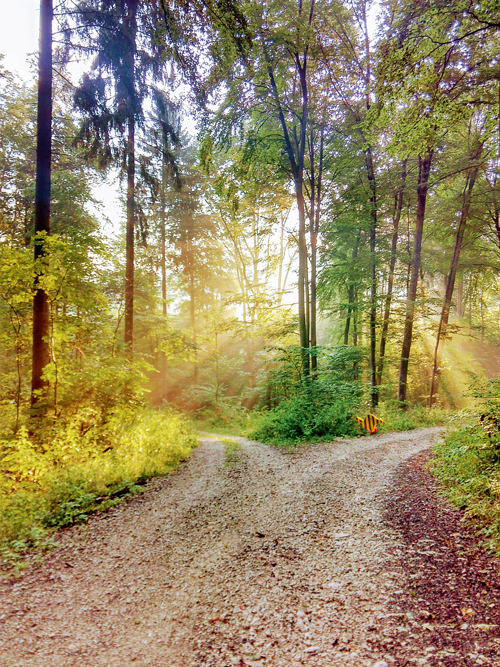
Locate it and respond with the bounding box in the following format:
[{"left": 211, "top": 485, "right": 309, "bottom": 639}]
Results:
[{"left": 1, "top": 427, "right": 500, "bottom": 667}]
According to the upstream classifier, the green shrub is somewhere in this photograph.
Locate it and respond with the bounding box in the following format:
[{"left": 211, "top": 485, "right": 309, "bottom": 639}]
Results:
[
  {"left": 250, "top": 391, "right": 359, "bottom": 445},
  {"left": 431, "top": 425, "right": 500, "bottom": 552},
  {"left": 0, "top": 407, "right": 197, "bottom": 565},
  {"left": 430, "top": 378, "right": 500, "bottom": 553},
  {"left": 249, "top": 345, "right": 364, "bottom": 445}
]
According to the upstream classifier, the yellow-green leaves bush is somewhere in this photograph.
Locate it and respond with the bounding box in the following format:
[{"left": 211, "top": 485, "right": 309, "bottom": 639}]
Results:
[{"left": 0, "top": 408, "right": 197, "bottom": 565}]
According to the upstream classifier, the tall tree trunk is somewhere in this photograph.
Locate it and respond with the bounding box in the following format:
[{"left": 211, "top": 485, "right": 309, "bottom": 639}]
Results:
[
  {"left": 160, "top": 160, "right": 167, "bottom": 400},
  {"left": 124, "top": 116, "right": 135, "bottom": 354},
  {"left": 398, "top": 150, "right": 433, "bottom": 407},
  {"left": 31, "top": 0, "right": 53, "bottom": 408},
  {"left": 429, "top": 142, "right": 483, "bottom": 406},
  {"left": 188, "top": 243, "right": 197, "bottom": 385},
  {"left": 123, "top": 0, "right": 137, "bottom": 355},
  {"left": 305, "top": 252, "right": 310, "bottom": 347},
  {"left": 352, "top": 290, "right": 358, "bottom": 347},
  {"left": 365, "top": 146, "right": 378, "bottom": 407},
  {"left": 377, "top": 158, "right": 407, "bottom": 386},
  {"left": 266, "top": 52, "right": 309, "bottom": 375},
  {"left": 361, "top": 0, "right": 378, "bottom": 407},
  {"left": 296, "top": 178, "right": 309, "bottom": 372},
  {"left": 309, "top": 127, "right": 323, "bottom": 372}
]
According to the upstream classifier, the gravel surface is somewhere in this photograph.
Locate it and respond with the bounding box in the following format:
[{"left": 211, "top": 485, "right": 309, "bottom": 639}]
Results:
[{"left": 1, "top": 426, "right": 498, "bottom": 667}]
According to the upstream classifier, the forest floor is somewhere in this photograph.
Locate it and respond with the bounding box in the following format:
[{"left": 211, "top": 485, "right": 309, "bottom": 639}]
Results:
[{"left": 1, "top": 427, "right": 500, "bottom": 667}]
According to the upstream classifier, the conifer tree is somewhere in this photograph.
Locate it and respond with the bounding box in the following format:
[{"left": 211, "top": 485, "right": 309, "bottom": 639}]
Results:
[{"left": 72, "top": 0, "right": 167, "bottom": 355}]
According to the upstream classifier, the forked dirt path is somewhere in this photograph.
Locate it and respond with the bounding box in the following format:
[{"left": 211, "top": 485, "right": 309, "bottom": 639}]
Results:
[{"left": 1, "top": 427, "right": 500, "bottom": 667}]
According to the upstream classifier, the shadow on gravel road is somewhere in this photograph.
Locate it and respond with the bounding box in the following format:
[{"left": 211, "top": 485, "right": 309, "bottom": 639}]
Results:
[{"left": 384, "top": 450, "right": 500, "bottom": 667}]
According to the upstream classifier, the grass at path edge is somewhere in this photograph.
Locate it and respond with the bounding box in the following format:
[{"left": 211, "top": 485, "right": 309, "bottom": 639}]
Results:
[{"left": 1, "top": 408, "right": 198, "bottom": 570}]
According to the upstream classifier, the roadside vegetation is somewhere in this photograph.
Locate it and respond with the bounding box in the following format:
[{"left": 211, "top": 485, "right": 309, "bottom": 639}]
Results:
[
  {"left": 431, "top": 378, "right": 500, "bottom": 554},
  {"left": 0, "top": 408, "right": 197, "bottom": 567}
]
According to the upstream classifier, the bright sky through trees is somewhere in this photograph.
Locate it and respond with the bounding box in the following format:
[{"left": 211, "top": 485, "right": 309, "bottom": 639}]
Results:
[
  {"left": 1, "top": 0, "right": 123, "bottom": 227},
  {"left": 0, "top": 0, "right": 39, "bottom": 82}
]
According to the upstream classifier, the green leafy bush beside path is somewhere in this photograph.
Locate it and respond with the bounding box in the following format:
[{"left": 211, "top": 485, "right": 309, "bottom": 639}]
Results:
[
  {"left": 249, "top": 345, "right": 363, "bottom": 445},
  {"left": 431, "top": 378, "right": 500, "bottom": 553}
]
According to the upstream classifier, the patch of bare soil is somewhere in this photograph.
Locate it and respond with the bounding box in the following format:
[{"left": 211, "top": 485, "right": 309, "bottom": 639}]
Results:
[
  {"left": 2, "top": 426, "right": 494, "bottom": 667},
  {"left": 383, "top": 450, "right": 500, "bottom": 666}
]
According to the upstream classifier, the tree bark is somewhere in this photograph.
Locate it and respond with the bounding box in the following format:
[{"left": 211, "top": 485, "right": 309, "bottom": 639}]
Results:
[
  {"left": 365, "top": 146, "right": 378, "bottom": 407},
  {"left": 361, "top": 0, "right": 378, "bottom": 407},
  {"left": 188, "top": 241, "right": 197, "bottom": 385},
  {"left": 265, "top": 45, "right": 310, "bottom": 375},
  {"left": 377, "top": 158, "right": 407, "bottom": 387},
  {"left": 295, "top": 58, "right": 309, "bottom": 374},
  {"left": 429, "top": 141, "right": 483, "bottom": 406},
  {"left": 31, "top": 0, "right": 53, "bottom": 408},
  {"left": 124, "top": 116, "right": 135, "bottom": 354},
  {"left": 160, "top": 159, "right": 167, "bottom": 400},
  {"left": 296, "top": 175, "right": 309, "bottom": 372},
  {"left": 123, "top": 1, "right": 137, "bottom": 356},
  {"left": 398, "top": 150, "right": 433, "bottom": 407},
  {"left": 309, "top": 127, "right": 323, "bottom": 372}
]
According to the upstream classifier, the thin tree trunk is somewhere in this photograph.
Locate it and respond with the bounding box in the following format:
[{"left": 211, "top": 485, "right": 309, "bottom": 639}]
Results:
[
  {"left": 352, "top": 287, "right": 359, "bottom": 379},
  {"left": 362, "top": 0, "right": 378, "bottom": 408},
  {"left": 429, "top": 142, "right": 482, "bottom": 406},
  {"left": 296, "top": 179, "right": 309, "bottom": 371},
  {"left": 31, "top": 0, "right": 53, "bottom": 408},
  {"left": 160, "top": 160, "right": 167, "bottom": 400},
  {"left": 189, "top": 244, "right": 197, "bottom": 385},
  {"left": 344, "top": 287, "right": 354, "bottom": 346},
  {"left": 398, "top": 150, "right": 433, "bottom": 407},
  {"left": 344, "top": 232, "right": 361, "bottom": 346},
  {"left": 377, "top": 158, "right": 407, "bottom": 386},
  {"left": 353, "top": 291, "right": 358, "bottom": 347},
  {"left": 481, "top": 290, "right": 485, "bottom": 348},
  {"left": 215, "top": 331, "right": 219, "bottom": 402},
  {"left": 124, "top": 116, "right": 135, "bottom": 354},
  {"left": 305, "top": 251, "right": 310, "bottom": 348},
  {"left": 310, "top": 127, "right": 323, "bottom": 372},
  {"left": 365, "top": 147, "right": 378, "bottom": 407}
]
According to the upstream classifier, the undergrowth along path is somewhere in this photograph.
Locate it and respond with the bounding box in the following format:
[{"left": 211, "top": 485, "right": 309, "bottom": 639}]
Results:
[{"left": 1, "top": 427, "right": 499, "bottom": 666}]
